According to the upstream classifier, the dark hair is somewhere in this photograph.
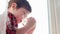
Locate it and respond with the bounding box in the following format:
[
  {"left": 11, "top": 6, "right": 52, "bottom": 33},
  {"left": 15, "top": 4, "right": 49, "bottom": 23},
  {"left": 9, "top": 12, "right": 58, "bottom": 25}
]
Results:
[{"left": 8, "top": 0, "right": 32, "bottom": 12}]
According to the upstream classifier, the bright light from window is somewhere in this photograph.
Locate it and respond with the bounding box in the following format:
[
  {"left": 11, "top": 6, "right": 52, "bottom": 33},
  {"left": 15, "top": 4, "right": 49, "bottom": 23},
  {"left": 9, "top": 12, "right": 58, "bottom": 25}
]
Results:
[
  {"left": 0, "top": 0, "right": 8, "bottom": 15},
  {"left": 27, "top": 0, "right": 49, "bottom": 34}
]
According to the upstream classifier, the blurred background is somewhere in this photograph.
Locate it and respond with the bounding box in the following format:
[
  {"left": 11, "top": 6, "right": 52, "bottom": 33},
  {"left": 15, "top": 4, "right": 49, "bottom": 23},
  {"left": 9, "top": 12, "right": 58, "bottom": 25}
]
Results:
[
  {"left": 0, "top": 0, "right": 8, "bottom": 34},
  {"left": 48, "top": 0, "right": 60, "bottom": 34}
]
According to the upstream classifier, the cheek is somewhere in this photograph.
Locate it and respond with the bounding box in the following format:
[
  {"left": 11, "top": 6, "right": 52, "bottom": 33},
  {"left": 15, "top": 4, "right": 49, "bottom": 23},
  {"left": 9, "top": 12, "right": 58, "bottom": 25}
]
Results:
[
  {"left": 16, "top": 10, "right": 24, "bottom": 17},
  {"left": 15, "top": 12, "right": 24, "bottom": 19},
  {"left": 17, "top": 13, "right": 24, "bottom": 18}
]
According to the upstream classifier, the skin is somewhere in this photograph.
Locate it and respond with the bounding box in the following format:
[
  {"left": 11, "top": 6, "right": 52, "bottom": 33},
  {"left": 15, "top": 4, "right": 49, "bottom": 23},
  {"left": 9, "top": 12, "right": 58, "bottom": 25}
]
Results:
[{"left": 8, "top": 3, "right": 36, "bottom": 34}]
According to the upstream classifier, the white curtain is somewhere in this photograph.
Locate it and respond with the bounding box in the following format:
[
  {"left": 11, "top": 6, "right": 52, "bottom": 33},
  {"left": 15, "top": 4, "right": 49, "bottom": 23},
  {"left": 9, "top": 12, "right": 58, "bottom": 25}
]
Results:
[
  {"left": 0, "top": 0, "right": 8, "bottom": 34},
  {"left": 48, "top": 0, "right": 60, "bottom": 34}
]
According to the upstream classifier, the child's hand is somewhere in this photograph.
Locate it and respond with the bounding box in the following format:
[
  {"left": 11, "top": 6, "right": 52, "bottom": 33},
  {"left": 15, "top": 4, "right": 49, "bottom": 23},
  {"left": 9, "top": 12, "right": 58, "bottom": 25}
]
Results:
[{"left": 26, "top": 17, "right": 36, "bottom": 28}]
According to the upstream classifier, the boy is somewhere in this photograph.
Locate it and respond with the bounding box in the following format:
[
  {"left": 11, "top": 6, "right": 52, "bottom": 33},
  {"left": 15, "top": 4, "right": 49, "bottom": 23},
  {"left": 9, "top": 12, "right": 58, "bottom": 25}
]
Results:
[{"left": 6, "top": 0, "right": 36, "bottom": 34}]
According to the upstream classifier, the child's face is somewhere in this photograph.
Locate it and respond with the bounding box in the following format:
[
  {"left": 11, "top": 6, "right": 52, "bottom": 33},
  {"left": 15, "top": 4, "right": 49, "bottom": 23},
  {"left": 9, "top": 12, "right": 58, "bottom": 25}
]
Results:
[
  {"left": 9, "top": 3, "right": 30, "bottom": 20},
  {"left": 14, "top": 7, "right": 30, "bottom": 19}
]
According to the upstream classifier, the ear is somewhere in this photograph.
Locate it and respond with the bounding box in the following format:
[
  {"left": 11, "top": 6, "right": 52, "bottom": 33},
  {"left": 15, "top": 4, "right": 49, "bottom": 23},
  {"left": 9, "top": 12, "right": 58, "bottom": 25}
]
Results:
[{"left": 11, "top": 3, "right": 17, "bottom": 9}]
